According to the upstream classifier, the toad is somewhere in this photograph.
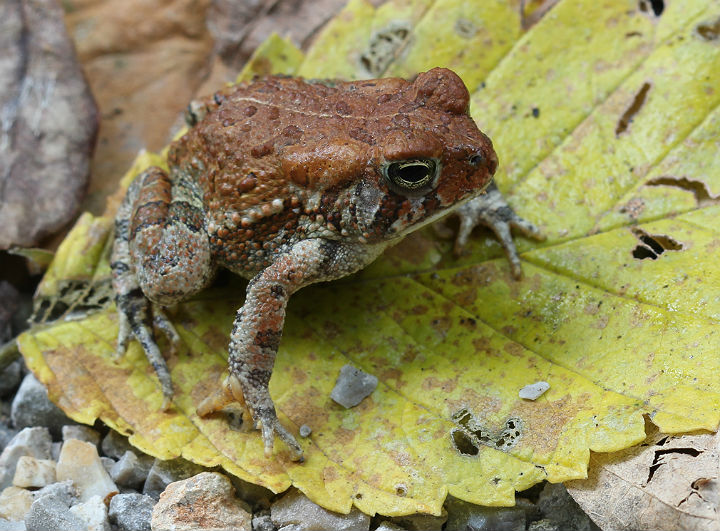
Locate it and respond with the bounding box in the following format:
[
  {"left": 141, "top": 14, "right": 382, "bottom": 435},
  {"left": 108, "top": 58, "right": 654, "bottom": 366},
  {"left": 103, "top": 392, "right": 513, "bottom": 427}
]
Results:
[{"left": 111, "top": 68, "right": 541, "bottom": 461}]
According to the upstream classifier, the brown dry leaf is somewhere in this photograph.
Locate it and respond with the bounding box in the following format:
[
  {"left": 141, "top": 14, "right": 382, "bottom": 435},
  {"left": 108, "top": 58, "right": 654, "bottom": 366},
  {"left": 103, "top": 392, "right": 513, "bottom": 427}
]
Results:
[
  {"left": 0, "top": 0, "right": 98, "bottom": 249},
  {"left": 63, "top": 0, "right": 215, "bottom": 215},
  {"left": 567, "top": 421, "right": 720, "bottom": 530}
]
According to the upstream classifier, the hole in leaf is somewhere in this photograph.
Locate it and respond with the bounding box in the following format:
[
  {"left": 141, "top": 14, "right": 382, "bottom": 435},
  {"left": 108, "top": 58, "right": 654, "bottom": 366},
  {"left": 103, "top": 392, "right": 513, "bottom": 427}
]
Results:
[
  {"left": 616, "top": 82, "right": 651, "bottom": 135},
  {"left": 451, "top": 429, "right": 479, "bottom": 456},
  {"left": 697, "top": 17, "right": 720, "bottom": 40},
  {"left": 647, "top": 176, "right": 720, "bottom": 206},
  {"left": 360, "top": 22, "right": 411, "bottom": 77},
  {"left": 646, "top": 447, "right": 702, "bottom": 484},
  {"left": 631, "top": 228, "right": 684, "bottom": 260},
  {"left": 638, "top": 0, "right": 664, "bottom": 16}
]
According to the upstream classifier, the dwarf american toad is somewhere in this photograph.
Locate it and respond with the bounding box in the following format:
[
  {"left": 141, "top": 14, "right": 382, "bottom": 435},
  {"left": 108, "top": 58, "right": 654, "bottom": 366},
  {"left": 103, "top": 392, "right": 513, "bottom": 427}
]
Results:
[{"left": 111, "top": 68, "right": 541, "bottom": 461}]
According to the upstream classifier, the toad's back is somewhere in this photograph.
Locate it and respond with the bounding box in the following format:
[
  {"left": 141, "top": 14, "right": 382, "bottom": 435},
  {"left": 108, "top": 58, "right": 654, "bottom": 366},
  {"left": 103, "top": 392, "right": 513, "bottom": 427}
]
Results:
[{"left": 166, "top": 70, "right": 495, "bottom": 277}]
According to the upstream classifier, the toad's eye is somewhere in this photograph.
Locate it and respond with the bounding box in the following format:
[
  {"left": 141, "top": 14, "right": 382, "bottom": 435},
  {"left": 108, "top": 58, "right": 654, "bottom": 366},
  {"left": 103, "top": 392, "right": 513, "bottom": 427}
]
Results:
[{"left": 383, "top": 159, "right": 439, "bottom": 193}]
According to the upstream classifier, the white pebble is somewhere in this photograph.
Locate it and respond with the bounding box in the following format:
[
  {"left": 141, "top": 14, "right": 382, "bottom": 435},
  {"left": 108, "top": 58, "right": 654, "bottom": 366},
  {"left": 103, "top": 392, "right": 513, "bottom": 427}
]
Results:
[
  {"left": 12, "top": 457, "right": 56, "bottom": 488},
  {"left": 56, "top": 439, "right": 118, "bottom": 503},
  {"left": 518, "top": 381, "right": 550, "bottom": 400}
]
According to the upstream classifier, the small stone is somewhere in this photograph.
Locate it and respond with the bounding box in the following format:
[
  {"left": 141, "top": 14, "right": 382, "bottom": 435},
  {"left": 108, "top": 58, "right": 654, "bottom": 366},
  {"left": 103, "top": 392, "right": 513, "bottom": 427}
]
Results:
[
  {"left": 271, "top": 489, "right": 370, "bottom": 531},
  {"left": 444, "top": 496, "right": 526, "bottom": 531},
  {"left": 33, "top": 480, "right": 77, "bottom": 508},
  {"left": 24, "top": 490, "right": 86, "bottom": 531},
  {"left": 62, "top": 426, "right": 100, "bottom": 447},
  {"left": 536, "top": 483, "right": 598, "bottom": 531},
  {"left": 375, "top": 523, "right": 406, "bottom": 531},
  {"left": 56, "top": 439, "right": 118, "bottom": 503},
  {"left": 142, "top": 458, "right": 204, "bottom": 499},
  {"left": 518, "top": 382, "right": 550, "bottom": 400},
  {"left": 529, "top": 519, "right": 560, "bottom": 531},
  {"left": 0, "top": 487, "right": 33, "bottom": 521},
  {"left": 100, "top": 431, "right": 132, "bottom": 461},
  {"left": 252, "top": 510, "right": 274, "bottom": 531},
  {"left": 151, "top": 472, "right": 251, "bottom": 531},
  {"left": 0, "top": 428, "right": 19, "bottom": 457},
  {"left": 50, "top": 443, "right": 61, "bottom": 462},
  {"left": 299, "top": 425, "right": 311, "bottom": 437},
  {"left": 0, "top": 428, "right": 52, "bottom": 490},
  {"left": 330, "top": 365, "right": 378, "bottom": 408},
  {"left": 389, "top": 510, "right": 447, "bottom": 530},
  {"left": 11, "top": 457, "right": 55, "bottom": 488},
  {"left": 0, "top": 519, "right": 26, "bottom": 531},
  {"left": 68, "top": 495, "right": 111, "bottom": 531},
  {"left": 108, "top": 493, "right": 154, "bottom": 531},
  {"left": 11, "top": 375, "right": 72, "bottom": 439},
  {"left": 0, "top": 361, "right": 22, "bottom": 399},
  {"left": 99, "top": 457, "right": 115, "bottom": 476},
  {"left": 110, "top": 451, "right": 152, "bottom": 490}
]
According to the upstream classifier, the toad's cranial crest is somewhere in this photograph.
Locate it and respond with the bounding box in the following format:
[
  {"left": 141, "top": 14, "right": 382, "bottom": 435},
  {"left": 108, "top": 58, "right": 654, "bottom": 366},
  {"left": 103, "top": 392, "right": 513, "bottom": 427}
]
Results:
[{"left": 111, "top": 68, "right": 542, "bottom": 461}]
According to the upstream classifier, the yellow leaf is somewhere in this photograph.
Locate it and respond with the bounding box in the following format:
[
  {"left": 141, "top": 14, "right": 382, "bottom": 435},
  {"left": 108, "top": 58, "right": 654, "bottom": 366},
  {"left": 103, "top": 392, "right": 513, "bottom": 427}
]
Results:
[{"left": 17, "top": 0, "right": 720, "bottom": 517}]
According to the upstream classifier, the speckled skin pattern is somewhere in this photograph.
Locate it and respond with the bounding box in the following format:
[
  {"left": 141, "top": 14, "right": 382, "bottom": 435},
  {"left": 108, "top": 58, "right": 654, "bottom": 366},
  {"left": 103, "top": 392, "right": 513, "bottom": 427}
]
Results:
[{"left": 111, "top": 68, "right": 540, "bottom": 460}]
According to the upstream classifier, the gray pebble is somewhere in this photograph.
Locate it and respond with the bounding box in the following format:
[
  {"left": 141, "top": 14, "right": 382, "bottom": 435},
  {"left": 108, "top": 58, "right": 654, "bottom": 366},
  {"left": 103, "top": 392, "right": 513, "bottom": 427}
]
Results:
[
  {"left": 0, "top": 428, "right": 52, "bottom": 490},
  {"left": 272, "top": 489, "right": 369, "bottom": 531},
  {"left": 25, "top": 484, "right": 85, "bottom": 531},
  {"left": 0, "top": 425, "right": 19, "bottom": 453},
  {"left": 252, "top": 509, "right": 275, "bottom": 531},
  {"left": 536, "top": 483, "right": 599, "bottom": 531},
  {"left": 518, "top": 381, "right": 550, "bottom": 400},
  {"left": 444, "top": 496, "right": 526, "bottom": 531},
  {"left": 61, "top": 426, "right": 100, "bottom": 447},
  {"left": 330, "top": 365, "right": 378, "bottom": 408},
  {"left": 100, "top": 431, "right": 132, "bottom": 461},
  {"left": 11, "top": 375, "right": 72, "bottom": 439},
  {"left": 110, "top": 451, "right": 152, "bottom": 491},
  {"left": 33, "top": 480, "right": 77, "bottom": 508},
  {"left": 109, "top": 493, "right": 154, "bottom": 531},
  {"left": 50, "top": 443, "right": 61, "bottom": 462},
  {"left": 0, "top": 361, "right": 23, "bottom": 399},
  {"left": 0, "top": 519, "right": 26, "bottom": 531},
  {"left": 142, "top": 458, "right": 204, "bottom": 499},
  {"left": 100, "top": 457, "right": 115, "bottom": 476}
]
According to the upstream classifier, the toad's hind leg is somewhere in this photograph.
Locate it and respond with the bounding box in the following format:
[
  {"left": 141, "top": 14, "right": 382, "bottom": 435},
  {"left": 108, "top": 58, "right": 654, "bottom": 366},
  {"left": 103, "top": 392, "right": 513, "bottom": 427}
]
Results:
[{"left": 111, "top": 166, "right": 214, "bottom": 406}]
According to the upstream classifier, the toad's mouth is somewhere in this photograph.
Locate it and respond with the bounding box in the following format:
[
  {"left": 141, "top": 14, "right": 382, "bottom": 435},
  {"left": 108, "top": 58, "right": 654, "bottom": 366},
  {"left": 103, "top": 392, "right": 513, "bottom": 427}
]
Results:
[{"left": 387, "top": 178, "right": 493, "bottom": 239}]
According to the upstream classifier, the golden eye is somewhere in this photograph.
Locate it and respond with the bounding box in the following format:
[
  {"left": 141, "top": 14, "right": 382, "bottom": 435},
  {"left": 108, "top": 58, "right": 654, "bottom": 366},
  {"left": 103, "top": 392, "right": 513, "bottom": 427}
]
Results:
[{"left": 384, "top": 159, "right": 438, "bottom": 192}]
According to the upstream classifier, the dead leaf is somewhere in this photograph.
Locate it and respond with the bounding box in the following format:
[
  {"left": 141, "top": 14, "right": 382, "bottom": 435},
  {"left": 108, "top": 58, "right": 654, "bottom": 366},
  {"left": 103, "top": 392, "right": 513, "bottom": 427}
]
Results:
[
  {"left": 0, "top": 0, "right": 98, "bottom": 249},
  {"left": 567, "top": 420, "right": 720, "bottom": 531}
]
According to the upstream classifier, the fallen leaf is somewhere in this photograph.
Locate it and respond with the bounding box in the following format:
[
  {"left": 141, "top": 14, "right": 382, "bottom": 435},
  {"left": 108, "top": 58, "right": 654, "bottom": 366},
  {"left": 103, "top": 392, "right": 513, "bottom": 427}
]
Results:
[
  {"left": 17, "top": 0, "right": 720, "bottom": 519},
  {"left": 566, "top": 421, "right": 720, "bottom": 531},
  {"left": 0, "top": 0, "right": 98, "bottom": 249}
]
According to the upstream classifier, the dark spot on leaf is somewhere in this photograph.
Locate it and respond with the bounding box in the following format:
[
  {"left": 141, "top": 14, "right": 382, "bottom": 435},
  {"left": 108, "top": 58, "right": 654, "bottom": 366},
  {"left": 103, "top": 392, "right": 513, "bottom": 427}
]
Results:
[{"left": 616, "top": 82, "right": 651, "bottom": 135}]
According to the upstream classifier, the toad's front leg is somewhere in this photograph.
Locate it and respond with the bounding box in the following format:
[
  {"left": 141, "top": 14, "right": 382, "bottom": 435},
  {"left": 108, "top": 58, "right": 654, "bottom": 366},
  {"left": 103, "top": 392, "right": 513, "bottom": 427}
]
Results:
[
  {"left": 199, "top": 239, "right": 385, "bottom": 461},
  {"left": 454, "top": 181, "right": 544, "bottom": 279}
]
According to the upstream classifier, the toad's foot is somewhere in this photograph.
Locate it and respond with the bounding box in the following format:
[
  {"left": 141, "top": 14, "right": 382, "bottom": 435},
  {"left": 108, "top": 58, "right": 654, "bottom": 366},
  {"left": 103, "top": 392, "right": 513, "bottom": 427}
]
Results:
[
  {"left": 454, "top": 181, "right": 544, "bottom": 279},
  {"left": 114, "top": 298, "right": 180, "bottom": 409},
  {"left": 197, "top": 375, "right": 304, "bottom": 461}
]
